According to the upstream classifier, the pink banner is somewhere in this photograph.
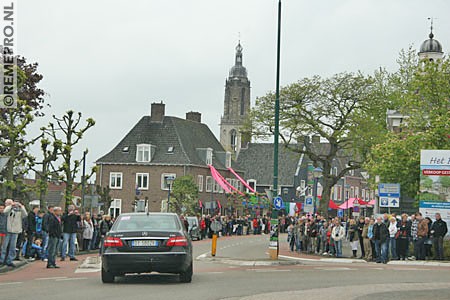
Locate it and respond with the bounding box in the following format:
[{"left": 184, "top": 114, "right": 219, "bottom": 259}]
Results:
[
  {"left": 209, "top": 165, "right": 232, "bottom": 193},
  {"left": 228, "top": 167, "right": 256, "bottom": 193},
  {"left": 209, "top": 165, "right": 244, "bottom": 195}
]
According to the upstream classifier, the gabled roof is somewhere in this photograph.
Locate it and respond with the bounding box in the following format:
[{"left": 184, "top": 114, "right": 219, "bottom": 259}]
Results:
[
  {"left": 96, "top": 116, "right": 239, "bottom": 171},
  {"left": 236, "top": 143, "right": 301, "bottom": 187}
]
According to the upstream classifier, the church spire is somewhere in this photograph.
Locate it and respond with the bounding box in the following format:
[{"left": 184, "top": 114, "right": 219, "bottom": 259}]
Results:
[
  {"left": 229, "top": 41, "right": 248, "bottom": 78},
  {"left": 235, "top": 41, "right": 243, "bottom": 66}
]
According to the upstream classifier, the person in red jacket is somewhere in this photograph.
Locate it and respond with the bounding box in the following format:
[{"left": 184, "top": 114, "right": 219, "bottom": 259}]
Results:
[
  {"left": 200, "top": 217, "right": 206, "bottom": 240},
  {"left": 253, "top": 218, "right": 259, "bottom": 235}
]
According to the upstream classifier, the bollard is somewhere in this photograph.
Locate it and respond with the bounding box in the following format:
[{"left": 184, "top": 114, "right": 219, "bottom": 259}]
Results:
[{"left": 211, "top": 233, "right": 218, "bottom": 257}]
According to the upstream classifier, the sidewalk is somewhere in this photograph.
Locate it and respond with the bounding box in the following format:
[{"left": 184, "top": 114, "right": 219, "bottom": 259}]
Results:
[
  {"left": 0, "top": 249, "right": 98, "bottom": 274},
  {"left": 278, "top": 234, "right": 450, "bottom": 267}
]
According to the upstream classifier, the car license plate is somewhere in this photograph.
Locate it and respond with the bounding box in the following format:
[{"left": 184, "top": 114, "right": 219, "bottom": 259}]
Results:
[{"left": 131, "top": 240, "right": 159, "bottom": 247}]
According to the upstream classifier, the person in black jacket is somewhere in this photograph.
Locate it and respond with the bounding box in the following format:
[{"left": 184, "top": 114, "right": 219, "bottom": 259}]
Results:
[
  {"left": 373, "top": 217, "right": 389, "bottom": 264},
  {"left": 431, "top": 213, "right": 448, "bottom": 260},
  {"left": 41, "top": 206, "right": 54, "bottom": 261},
  {"left": 61, "top": 205, "right": 81, "bottom": 261},
  {"left": 25, "top": 206, "right": 39, "bottom": 259},
  {"left": 47, "top": 207, "right": 62, "bottom": 268}
]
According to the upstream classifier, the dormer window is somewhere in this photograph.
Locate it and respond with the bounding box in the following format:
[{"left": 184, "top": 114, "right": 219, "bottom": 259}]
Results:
[
  {"left": 206, "top": 148, "right": 213, "bottom": 165},
  {"left": 136, "top": 144, "right": 151, "bottom": 162},
  {"left": 122, "top": 146, "right": 129, "bottom": 152},
  {"left": 225, "top": 152, "right": 232, "bottom": 168}
]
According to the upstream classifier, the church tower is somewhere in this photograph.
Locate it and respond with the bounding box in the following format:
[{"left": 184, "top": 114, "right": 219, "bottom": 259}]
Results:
[
  {"left": 418, "top": 19, "right": 444, "bottom": 61},
  {"left": 220, "top": 42, "right": 251, "bottom": 156}
]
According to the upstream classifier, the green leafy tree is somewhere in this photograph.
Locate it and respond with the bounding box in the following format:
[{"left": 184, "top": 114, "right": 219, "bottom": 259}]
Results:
[
  {"left": 365, "top": 51, "right": 450, "bottom": 200},
  {"left": 43, "top": 110, "right": 96, "bottom": 209},
  {"left": 96, "top": 185, "right": 113, "bottom": 213},
  {"left": 245, "top": 72, "right": 389, "bottom": 216},
  {"left": 170, "top": 175, "right": 199, "bottom": 215},
  {"left": 440, "top": 177, "right": 450, "bottom": 189},
  {"left": 0, "top": 57, "right": 45, "bottom": 199}
]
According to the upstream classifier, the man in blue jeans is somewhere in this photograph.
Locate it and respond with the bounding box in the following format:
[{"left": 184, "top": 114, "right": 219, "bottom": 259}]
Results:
[
  {"left": 373, "top": 216, "right": 389, "bottom": 264},
  {"left": 0, "top": 199, "right": 28, "bottom": 267},
  {"left": 61, "top": 205, "right": 81, "bottom": 261}
]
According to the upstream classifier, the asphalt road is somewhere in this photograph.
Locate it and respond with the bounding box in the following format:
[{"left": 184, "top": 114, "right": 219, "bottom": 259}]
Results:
[{"left": 1, "top": 235, "right": 450, "bottom": 300}]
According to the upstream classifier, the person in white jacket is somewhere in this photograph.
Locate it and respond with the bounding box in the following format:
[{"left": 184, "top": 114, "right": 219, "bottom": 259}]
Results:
[
  {"left": 388, "top": 217, "right": 399, "bottom": 260},
  {"left": 82, "top": 213, "right": 94, "bottom": 251},
  {"left": 0, "top": 199, "right": 28, "bottom": 267},
  {"left": 332, "top": 219, "right": 345, "bottom": 258}
]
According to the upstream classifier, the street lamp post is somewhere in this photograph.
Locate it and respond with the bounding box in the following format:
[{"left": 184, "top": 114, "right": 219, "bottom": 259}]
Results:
[
  {"left": 344, "top": 184, "right": 350, "bottom": 219},
  {"left": 166, "top": 176, "right": 175, "bottom": 213},
  {"left": 312, "top": 167, "right": 323, "bottom": 215}
]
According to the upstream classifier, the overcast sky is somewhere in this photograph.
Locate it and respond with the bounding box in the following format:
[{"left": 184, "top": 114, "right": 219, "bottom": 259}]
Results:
[{"left": 18, "top": 0, "right": 450, "bottom": 177}]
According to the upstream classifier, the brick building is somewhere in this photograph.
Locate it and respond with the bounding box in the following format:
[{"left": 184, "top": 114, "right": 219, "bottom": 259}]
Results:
[{"left": 96, "top": 102, "right": 244, "bottom": 217}]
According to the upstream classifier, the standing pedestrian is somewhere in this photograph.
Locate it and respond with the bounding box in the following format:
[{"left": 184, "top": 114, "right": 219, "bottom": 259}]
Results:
[
  {"left": 362, "top": 217, "right": 372, "bottom": 261},
  {"left": 47, "top": 207, "right": 62, "bottom": 269},
  {"left": 357, "top": 217, "right": 365, "bottom": 259},
  {"left": 61, "top": 205, "right": 81, "bottom": 261},
  {"left": 431, "top": 213, "right": 447, "bottom": 261},
  {"left": 348, "top": 219, "right": 359, "bottom": 258},
  {"left": 416, "top": 213, "right": 428, "bottom": 260},
  {"left": 0, "top": 202, "right": 7, "bottom": 248},
  {"left": 397, "top": 214, "right": 411, "bottom": 260},
  {"left": 99, "top": 215, "right": 113, "bottom": 254},
  {"left": 82, "top": 212, "right": 94, "bottom": 251},
  {"left": 0, "top": 199, "right": 27, "bottom": 267},
  {"left": 373, "top": 216, "right": 389, "bottom": 264},
  {"left": 332, "top": 219, "right": 345, "bottom": 258},
  {"left": 388, "top": 217, "right": 399, "bottom": 260},
  {"left": 25, "top": 205, "right": 39, "bottom": 259}
]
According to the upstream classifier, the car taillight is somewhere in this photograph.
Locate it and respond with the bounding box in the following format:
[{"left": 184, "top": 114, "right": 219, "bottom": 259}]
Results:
[
  {"left": 167, "top": 236, "right": 188, "bottom": 247},
  {"left": 104, "top": 237, "right": 123, "bottom": 248}
]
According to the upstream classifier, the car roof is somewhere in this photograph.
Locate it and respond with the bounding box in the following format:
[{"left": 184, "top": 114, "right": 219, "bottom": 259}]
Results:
[{"left": 118, "top": 212, "right": 179, "bottom": 217}]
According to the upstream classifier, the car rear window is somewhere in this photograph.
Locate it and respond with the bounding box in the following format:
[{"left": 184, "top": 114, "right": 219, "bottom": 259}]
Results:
[{"left": 113, "top": 215, "right": 181, "bottom": 231}]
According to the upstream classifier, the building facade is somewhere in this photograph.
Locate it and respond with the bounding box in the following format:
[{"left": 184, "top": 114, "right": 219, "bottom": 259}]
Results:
[{"left": 96, "top": 102, "right": 243, "bottom": 217}]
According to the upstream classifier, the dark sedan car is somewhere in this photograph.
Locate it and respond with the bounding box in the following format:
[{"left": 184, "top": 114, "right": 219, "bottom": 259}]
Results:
[{"left": 101, "top": 212, "right": 193, "bottom": 283}]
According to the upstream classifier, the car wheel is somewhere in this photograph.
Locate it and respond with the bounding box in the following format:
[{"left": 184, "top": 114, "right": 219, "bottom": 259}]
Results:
[
  {"left": 101, "top": 267, "right": 115, "bottom": 283},
  {"left": 179, "top": 262, "right": 193, "bottom": 283}
]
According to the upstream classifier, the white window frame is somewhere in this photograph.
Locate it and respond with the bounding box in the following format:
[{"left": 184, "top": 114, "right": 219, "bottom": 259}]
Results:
[
  {"left": 247, "top": 179, "right": 257, "bottom": 193},
  {"left": 350, "top": 186, "right": 355, "bottom": 198},
  {"left": 355, "top": 187, "right": 359, "bottom": 198},
  {"left": 361, "top": 189, "right": 365, "bottom": 201},
  {"left": 136, "top": 144, "right": 151, "bottom": 163},
  {"left": 109, "top": 172, "right": 123, "bottom": 189},
  {"left": 206, "top": 176, "right": 213, "bottom": 192},
  {"left": 225, "top": 152, "right": 232, "bottom": 168},
  {"left": 197, "top": 175, "right": 204, "bottom": 192},
  {"left": 109, "top": 199, "right": 122, "bottom": 218},
  {"left": 161, "top": 173, "right": 176, "bottom": 190},
  {"left": 136, "top": 173, "right": 149, "bottom": 190},
  {"left": 213, "top": 180, "right": 219, "bottom": 193},
  {"left": 206, "top": 148, "right": 213, "bottom": 165}
]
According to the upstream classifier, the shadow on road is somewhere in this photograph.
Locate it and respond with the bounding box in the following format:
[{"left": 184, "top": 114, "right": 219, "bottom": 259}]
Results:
[{"left": 114, "top": 273, "right": 183, "bottom": 285}]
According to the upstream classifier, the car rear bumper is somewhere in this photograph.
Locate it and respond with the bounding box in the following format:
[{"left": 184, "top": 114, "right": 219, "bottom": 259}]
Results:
[{"left": 102, "top": 252, "right": 191, "bottom": 275}]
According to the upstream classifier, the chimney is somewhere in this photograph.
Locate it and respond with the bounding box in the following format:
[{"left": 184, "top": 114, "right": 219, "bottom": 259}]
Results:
[
  {"left": 186, "top": 111, "right": 202, "bottom": 123},
  {"left": 150, "top": 102, "right": 165, "bottom": 122}
]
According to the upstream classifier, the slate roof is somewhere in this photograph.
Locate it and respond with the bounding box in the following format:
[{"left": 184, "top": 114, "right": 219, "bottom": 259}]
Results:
[
  {"left": 96, "top": 116, "right": 239, "bottom": 171},
  {"left": 236, "top": 143, "right": 301, "bottom": 187}
]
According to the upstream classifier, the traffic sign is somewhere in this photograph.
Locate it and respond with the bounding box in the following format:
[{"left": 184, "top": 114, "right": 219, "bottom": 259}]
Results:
[
  {"left": 273, "top": 196, "right": 283, "bottom": 210},
  {"left": 210, "top": 220, "right": 222, "bottom": 232},
  {"left": 337, "top": 209, "right": 344, "bottom": 218},
  {"left": 380, "top": 196, "right": 400, "bottom": 208},
  {"left": 378, "top": 183, "right": 400, "bottom": 198},
  {"left": 304, "top": 196, "right": 314, "bottom": 213}
]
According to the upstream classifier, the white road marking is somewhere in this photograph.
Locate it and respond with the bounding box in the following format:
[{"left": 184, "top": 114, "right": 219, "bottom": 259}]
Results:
[
  {"left": 35, "top": 277, "right": 68, "bottom": 281},
  {"left": 255, "top": 269, "right": 291, "bottom": 273},
  {"left": 75, "top": 268, "right": 100, "bottom": 273},
  {"left": 55, "top": 277, "right": 88, "bottom": 282},
  {"left": 0, "top": 282, "right": 22, "bottom": 286},
  {"left": 315, "top": 267, "right": 355, "bottom": 271},
  {"left": 203, "top": 272, "right": 224, "bottom": 274}
]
